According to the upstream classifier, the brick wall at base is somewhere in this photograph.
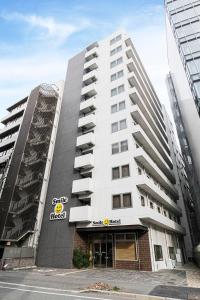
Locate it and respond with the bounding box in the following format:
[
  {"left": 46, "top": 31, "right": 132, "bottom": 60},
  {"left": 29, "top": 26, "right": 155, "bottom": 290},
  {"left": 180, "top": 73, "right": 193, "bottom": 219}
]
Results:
[
  {"left": 1, "top": 258, "right": 35, "bottom": 270},
  {"left": 73, "top": 231, "right": 88, "bottom": 253}
]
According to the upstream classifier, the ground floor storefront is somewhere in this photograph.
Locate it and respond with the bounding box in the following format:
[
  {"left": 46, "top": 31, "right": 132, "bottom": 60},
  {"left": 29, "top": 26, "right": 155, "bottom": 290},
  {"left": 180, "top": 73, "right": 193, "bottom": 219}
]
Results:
[
  {"left": 74, "top": 225, "right": 185, "bottom": 272},
  {"left": 74, "top": 227, "right": 152, "bottom": 271}
]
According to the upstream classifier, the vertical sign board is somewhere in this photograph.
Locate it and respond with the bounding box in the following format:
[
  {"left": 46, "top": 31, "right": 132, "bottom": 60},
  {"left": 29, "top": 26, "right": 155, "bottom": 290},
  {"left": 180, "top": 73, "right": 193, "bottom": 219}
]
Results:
[{"left": 49, "top": 196, "right": 68, "bottom": 220}]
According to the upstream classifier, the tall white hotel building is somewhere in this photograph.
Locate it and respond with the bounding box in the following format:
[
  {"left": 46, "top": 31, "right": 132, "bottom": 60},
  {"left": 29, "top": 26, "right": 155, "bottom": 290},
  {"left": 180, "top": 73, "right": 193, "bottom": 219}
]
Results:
[{"left": 35, "top": 31, "right": 189, "bottom": 272}]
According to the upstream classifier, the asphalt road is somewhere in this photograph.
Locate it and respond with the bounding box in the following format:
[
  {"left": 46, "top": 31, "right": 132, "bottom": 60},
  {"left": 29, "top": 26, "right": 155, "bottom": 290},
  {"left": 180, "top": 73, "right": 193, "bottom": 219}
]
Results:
[{"left": 0, "top": 267, "right": 199, "bottom": 300}]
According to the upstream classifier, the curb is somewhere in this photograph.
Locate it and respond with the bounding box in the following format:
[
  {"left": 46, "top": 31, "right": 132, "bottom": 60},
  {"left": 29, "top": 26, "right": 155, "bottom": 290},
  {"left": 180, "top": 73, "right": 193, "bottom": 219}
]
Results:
[
  {"left": 80, "top": 289, "right": 180, "bottom": 300},
  {"left": 12, "top": 266, "right": 36, "bottom": 271}
]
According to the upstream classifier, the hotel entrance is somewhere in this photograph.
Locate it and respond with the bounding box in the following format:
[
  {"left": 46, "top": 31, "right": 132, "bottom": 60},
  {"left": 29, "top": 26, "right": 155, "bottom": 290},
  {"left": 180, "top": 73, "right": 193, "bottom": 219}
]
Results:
[{"left": 93, "top": 234, "right": 113, "bottom": 268}]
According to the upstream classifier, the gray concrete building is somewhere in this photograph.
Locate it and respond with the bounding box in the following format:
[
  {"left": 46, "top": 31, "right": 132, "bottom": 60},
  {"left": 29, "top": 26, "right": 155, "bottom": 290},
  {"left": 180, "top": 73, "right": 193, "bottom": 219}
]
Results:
[
  {"left": 0, "top": 83, "right": 63, "bottom": 265},
  {"left": 165, "top": 0, "right": 200, "bottom": 242}
]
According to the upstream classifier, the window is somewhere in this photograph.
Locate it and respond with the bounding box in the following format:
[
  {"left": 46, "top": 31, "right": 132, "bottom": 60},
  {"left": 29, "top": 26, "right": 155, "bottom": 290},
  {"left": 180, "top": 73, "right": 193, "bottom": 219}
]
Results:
[
  {"left": 110, "top": 34, "right": 121, "bottom": 45},
  {"left": 110, "top": 57, "right": 123, "bottom": 68},
  {"left": 112, "top": 167, "right": 120, "bottom": 179},
  {"left": 157, "top": 206, "right": 161, "bottom": 213},
  {"left": 111, "top": 70, "right": 124, "bottom": 81},
  {"left": 112, "top": 193, "right": 132, "bottom": 209},
  {"left": 112, "top": 194, "right": 121, "bottom": 208},
  {"left": 115, "top": 233, "right": 137, "bottom": 261},
  {"left": 164, "top": 210, "right": 167, "bottom": 217},
  {"left": 112, "top": 165, "right": 130, "bottom": 179},
  {"left": 111, "top": 122, "right": 118, "bottom": 133},
  {"left": 112, "top": 140, "right": 128, "bottom": 155},
  {"left": 168, "top": 247, "right": 176, "bottom": 260},
  {"left": 119, "top": 119, "right": 127, "bottom": 130},
  {"left": 120, "top": 140, "right": 128, "bottom": 152},
  {"left": 111, "top": 119, "right": 127, "bottom": 133},
  {"left": 110, "top": 45, "right": 122, "bottom": 56},
  {"left": 154, "top": 245, "right": 163, "bottom": 261},
  {"left": 119, "top": 100, "right": 125, "bottom": 110},
  {"left": 121, "top": 165, "right": 130, "bottom": 177},
  {"left": 138, "top": 167, "right": 142, "bottom": 175},
  {"left": 111, "top": 101, "right": 125, "bottom": 113},
  {"left": 111, "top": 88, "right": 117, "bottom": 97},
  {"left": 141, "top": 195, "right": 145, "bottom": 206},
  {"left": 111, "top": 84, "right": 125, "bottom": 97},
  {"left": 111, "top": 104, "right": 117, "bottom": 113},
  {"left": 150, "top": 201, "right": 154, "bottom": 209}
]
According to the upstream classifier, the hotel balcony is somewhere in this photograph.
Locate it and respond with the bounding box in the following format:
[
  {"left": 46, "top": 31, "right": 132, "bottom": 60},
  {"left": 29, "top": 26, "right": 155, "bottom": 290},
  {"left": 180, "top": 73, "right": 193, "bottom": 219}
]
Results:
[
  {"left": 78, "top": 114, "right": 96, "bottom": 130},
  {"left": 136, "top": 175, "right": 181, "bottom": 215},
  {"left": 82, "top": 70, "right": 98, "bottom": 86},
  {"left": 129, "top": 88, "right": 169, "bottom": 152},
  {"left": 80, "top": 97, "right": 96, "bottom": 114},
  {"left": 139, "top": 208, "right": 185, "bottom": 235},
  {"left": 0, "top": 150, "right": 12, "bottom": 165},
  {"left": 69, "top": 205, "right": 92, "bottom": 223},
  {"left": 1, "top": 103, "right": 26, "bottom": 125},
  {"left": 72, "top": 178, "right": 94, "bottom": 195},
  {"left": 132, "top": 124, "right": 175, "bottom": 183},
  {"left": 85, "top": 49, "right": 98, "bottom": 63},
  {"left": 134, "top": 147, "right": 179, "bottom": 199},
  {"left": 0, "top": 117, "right": 22, "bottom": 140},
  {"left": 131, "top": 105, "right": 172, "bottom": 168},
  {"left": 129, "top": 81, "right": 167, "bottom": 143},
  {"left": 0, "top": 134, "right": 17, "bottom": 151},
  {"left": 74, "top": 153, "right": 94, "bottom": 170},
  {"left": 84, "top": 60, "right": 98, "bottom": 73},
  {"left": 76, "top": 132, "right": 95, "bottom": 150},
  {"left": 81, "top": 83, "right": 97, "bottom": 100}
]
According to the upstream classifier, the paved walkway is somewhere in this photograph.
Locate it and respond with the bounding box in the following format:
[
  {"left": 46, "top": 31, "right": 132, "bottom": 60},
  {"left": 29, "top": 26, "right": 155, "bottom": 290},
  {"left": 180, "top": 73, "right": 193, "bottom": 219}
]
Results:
[{"left": 177, "top": 263, "right": 200, "bottom": 288}]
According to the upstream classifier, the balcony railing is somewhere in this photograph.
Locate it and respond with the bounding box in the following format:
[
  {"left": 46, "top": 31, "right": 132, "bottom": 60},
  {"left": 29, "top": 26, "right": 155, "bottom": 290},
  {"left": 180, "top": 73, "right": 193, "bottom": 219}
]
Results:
[
  {"left": 74, "top": 153, "right": 94, "bottom": 170},
  {"left": 80, "top": 97, "right": 96, "bottom": 114},
  {"left": 78, "top": 114, "right": 95, "bottom": 130},
  {"left": 69, "top": 205, "right": 92, "bottom": 222},
  {"left": 76, "top": 132, "right": 95, "bottom": 150},
  {"left": 10, "top": 194, "right": 39, "bottom": 214},
  {"left": 72, "top": 178, "right": 94, "bottom": 195}
]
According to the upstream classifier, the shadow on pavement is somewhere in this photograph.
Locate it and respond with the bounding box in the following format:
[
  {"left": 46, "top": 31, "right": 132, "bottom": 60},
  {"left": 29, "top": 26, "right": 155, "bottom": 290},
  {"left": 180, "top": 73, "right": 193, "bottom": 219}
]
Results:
[{"left": 149, "top": 285, "right": 200, "bottom": 300}]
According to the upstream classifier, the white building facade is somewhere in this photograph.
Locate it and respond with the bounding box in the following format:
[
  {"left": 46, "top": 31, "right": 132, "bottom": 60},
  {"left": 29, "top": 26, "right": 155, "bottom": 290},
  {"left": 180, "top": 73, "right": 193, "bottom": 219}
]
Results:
[{"left": 58, "top": 32, "right": 186, "bottom": 271}]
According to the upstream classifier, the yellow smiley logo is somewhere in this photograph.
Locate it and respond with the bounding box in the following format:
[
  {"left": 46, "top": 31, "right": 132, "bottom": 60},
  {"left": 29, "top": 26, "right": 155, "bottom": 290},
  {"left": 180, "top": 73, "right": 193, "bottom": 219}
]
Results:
[
  {"left": 103, "top": 219, "right": 110, "bottom": 226},
  {"left": 54, "top": 203, "right": 63, "bottom": 214}
]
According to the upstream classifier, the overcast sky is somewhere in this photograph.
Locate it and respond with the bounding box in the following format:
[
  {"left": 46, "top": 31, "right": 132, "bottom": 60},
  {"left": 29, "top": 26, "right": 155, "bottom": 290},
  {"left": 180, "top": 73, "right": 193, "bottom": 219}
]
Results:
[{"left": 0, "top": 0, "right": 171, "bottom": 119}]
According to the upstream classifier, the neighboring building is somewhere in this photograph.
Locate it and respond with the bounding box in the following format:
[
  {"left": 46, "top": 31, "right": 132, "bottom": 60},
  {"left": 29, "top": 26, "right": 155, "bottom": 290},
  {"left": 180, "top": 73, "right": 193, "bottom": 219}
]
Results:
[
  {"left": 0, "top": 82, "right": 63, "bottom": 262},
  {"left": 165, "top": 0, "right": 200, "bottom": 241},
  {"left": 163, "top": 106, "right": 198, "bottom": 258},
  {"left": 37, "top": 32, "right": 186, "bottom": 271}
]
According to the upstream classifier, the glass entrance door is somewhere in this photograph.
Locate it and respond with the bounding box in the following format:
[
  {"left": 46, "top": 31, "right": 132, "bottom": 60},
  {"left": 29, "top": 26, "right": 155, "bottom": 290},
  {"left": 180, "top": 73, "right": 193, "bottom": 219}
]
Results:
[{"left": 93, "top": 234, "right": 113, "bottom": 268}]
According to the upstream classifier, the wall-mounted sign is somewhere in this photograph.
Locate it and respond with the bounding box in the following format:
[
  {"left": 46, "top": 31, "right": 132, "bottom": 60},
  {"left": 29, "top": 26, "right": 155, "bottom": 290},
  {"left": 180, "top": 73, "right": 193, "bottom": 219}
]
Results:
[
  {"left": 50, "top": 196, "right": 68, "bottom": 221},
  {"left": 92, "top": 218, "right": 121, "bottom": 226}
]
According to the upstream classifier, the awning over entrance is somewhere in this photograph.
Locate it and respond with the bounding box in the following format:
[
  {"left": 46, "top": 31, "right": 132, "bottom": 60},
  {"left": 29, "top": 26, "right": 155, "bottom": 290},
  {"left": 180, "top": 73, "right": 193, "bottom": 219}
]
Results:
[{"left": 77, "top": 224, "right": 148, "bottom": 233}]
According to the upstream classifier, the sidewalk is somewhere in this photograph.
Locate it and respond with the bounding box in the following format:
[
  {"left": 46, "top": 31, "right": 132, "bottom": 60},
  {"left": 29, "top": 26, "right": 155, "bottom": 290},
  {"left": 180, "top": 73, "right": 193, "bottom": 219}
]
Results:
[{"left": 176, "top": 263, "right": 200, "bottom": 288}]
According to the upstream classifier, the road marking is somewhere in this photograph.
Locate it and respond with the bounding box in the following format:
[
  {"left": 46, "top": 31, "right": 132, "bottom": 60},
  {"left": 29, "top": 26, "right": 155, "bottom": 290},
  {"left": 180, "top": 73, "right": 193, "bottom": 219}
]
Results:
[
  {"left": 0, "top": 284, "right": 112, "bottom": 300},
  {"left": 56, "top": 269, "right": 89, "bottom": 276},
  {"left": 0, "top": 281, "right": 78, "bottom": 293}
]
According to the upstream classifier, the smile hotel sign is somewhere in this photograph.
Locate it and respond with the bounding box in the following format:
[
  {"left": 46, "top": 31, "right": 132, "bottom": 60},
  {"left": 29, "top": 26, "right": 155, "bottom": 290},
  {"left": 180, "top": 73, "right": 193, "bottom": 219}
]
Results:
[{"left": 49, "top": 196, "right": 68, "bottom": 221}]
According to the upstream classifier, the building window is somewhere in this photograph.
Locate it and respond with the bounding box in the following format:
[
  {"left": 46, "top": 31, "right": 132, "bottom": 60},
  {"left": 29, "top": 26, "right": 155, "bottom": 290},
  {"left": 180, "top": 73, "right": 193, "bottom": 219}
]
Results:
[
  {"left": 120, "top": 140, "right": 128, "bottom": 152},
  {"left": 111, "top": 84, "right": 125, "bottom": 96},
  {"left": 150, "top": 201, "right": 154, "bottom": 209},
  {"left": 112, "top": 165, "right": 130, "bottom": 179},
  {"left": 110, "top": 45, "right": 122, "bottom": 56},
  {"left": 154, "top": 245, "right": 163, "bottom": 261},
  {"left": 110, "top": 57, "right": 123, "bottom": 68},
  {"left": 138, "top": 167, "right": 142, "bottom": 175},
  {"left": 115, "top": 233, "right": 137, "bottom": 261},
  {"left": 112, "top": 194, "right": 121, "bottom": 209},
  {"left": 110, "top": 34, "right": 122, "bottom": 45},
  {"left": 168, "top": 247, "right": 176, "bottom": 260},
  {"left": 119, "top": 119, "right": 127, "bottom": 130},
  {"left": 111, "top": 122, "right": 118, "bottom": 133},
  {"left": 111, "top": 104, "right": 118, "bottom": 113},
  {"left": 111, "top": 119, "right": 127, "bottom": 133},
  {"left": 119, "top": 100, "right": 125, "bottom": 110},
  {"left": 111, "top": 101, "right": 125, "bottom": 113},
  {"left": 112, "top": 140, "right": 128, "bottom": 154},
  {"left": 112, "top": 142, "right": 119, "bottom": 154},
  {"left": 141, "top": 195, "right": 145, "bottom": 206},
  {"left": 157, "top": 206, "right": 161, "bottom": 213},
  {"left": 111, "top": 70, "right": 124, "bottom": 81},
  {"left": 123, "top": 193, "right": 132, "bottom": 207},
  {"left": 121, "top": 164, "right": 130, "bottom": 177},
  {"left": 163, "top": 210, "right": 167, "bottom": 217},
  {"left": 112, "top": 167, "right": 120, "bottom": 179},
  {"left": 112, "top": 194, "right": 132, "bottom": 209}
]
